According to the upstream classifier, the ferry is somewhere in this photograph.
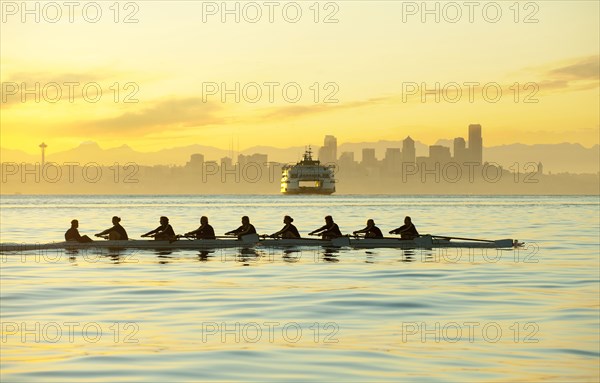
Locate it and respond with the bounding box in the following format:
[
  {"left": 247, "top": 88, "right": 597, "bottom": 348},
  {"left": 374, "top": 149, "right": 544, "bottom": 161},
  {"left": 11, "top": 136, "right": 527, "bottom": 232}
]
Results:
[{"left": 281, "top": 147, "right": 336, "bottom": 195}]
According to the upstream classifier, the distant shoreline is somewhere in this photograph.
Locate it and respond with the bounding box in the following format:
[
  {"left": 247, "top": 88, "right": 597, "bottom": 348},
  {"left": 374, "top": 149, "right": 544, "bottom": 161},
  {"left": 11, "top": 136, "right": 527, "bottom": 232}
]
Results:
[{"left": 2, "top": 193, "right": 599, "bottom": 197}]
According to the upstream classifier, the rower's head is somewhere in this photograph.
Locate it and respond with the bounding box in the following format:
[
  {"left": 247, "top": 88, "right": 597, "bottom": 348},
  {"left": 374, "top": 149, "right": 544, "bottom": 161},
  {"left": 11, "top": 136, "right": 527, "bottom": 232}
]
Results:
[
  {"left": 200, "top": 216, "right": 208, "bottom": 225},
  {"left": 112, "top": 216, "right": 121, "bottom": 224},
  {"left": 367, "top": 219, "right": 375, "bottom": 227},
  {"left": 325, "top": 215, "right": 333, "bottom": 224},
  {"left": 160, "top": 216, "right": 169, "bottom": 225},
  {"left": 284, "top": 215, "right": 293, "bottom": 223},
  {"left": 241, "top": 216, "right": 250, "bottom": 225},
  {"left": 71, "top": 219, "right": 78, "bottom": 228},
  {"left": 404, "top": 216, "right": 412, "bottom": 224}
]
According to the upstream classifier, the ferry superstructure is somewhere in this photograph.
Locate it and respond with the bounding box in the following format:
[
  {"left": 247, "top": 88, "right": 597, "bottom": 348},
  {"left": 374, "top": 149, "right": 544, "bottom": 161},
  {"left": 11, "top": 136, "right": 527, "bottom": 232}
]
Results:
[{"left": 280, "top": 147, "right": 336, "bottom": 195}]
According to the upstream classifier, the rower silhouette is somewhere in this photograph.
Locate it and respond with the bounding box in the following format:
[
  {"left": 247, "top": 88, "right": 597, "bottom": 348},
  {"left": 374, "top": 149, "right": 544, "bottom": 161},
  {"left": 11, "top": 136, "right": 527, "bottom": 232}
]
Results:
[
  {"left": 142, "top": 216, "right": 176, "bottom": 241},
  {"left": 309, "top": 215, "right": 342, "bottom": 240},
  {"left": 185, "top": 216, "right": 216, "bottom": 239},
  {"left": 270, "top": 216, "right": 301, "bottom": 238},
  {"left": 353, "top": 219, "right": 384, "bottom": 238},
  {"left": 389, "top": 216, "right": 419, "bottom": 240},
  {"left": 65, "top": 219, "right": 93, "bottom": 243},
  {"left": 95, "top": 216, "right": 128, "bottom": 240},
  {"left": 225, "top": 216, "right": 256, "bottom": 239}
]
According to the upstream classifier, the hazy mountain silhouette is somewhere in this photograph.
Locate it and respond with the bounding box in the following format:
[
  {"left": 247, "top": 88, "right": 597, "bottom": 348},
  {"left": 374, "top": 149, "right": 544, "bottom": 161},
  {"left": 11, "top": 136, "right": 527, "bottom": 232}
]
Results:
[
  {"left": 485, "top": 143, "right": 599, "bottom": 174},
  {"left": 1, "top": 141, "right": 598, "bottom": 173}
]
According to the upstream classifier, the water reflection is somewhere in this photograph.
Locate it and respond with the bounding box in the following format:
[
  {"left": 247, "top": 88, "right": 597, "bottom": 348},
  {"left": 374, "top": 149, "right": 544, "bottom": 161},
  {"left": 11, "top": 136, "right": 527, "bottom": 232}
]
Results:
[
  {"left": 62, "top": 247, "right": 139, "bottom": 264},
  {"left": 322, "top": 247, "right": 340, "bottom": 263},
  {"left": 282, "top": 248, "right": 301, "bottom": 263},
  {"left": 197, "top": 250, "right": 215, "bottom": 262},
  {"left": 236, "top": 247, "right": 263, "bottom": 266},
  {"left": 156, "top": 250, "right": 174, "bottom": 264},
  {"left": 364, "top": 250, "right": 376, "bottom": 264}
]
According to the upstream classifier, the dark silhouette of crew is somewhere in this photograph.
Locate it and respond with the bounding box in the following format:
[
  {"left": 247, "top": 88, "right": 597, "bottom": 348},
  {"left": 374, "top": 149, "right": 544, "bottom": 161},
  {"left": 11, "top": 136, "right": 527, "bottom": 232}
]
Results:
[
  {"left": 389, "top": 216, "right": 419, "bottom": 240},
  {"left": 225, "top": 216, "right": 256, "bottom": 239},
  {"left": 309, "top": 215, "right": 342, "bottom": 240},
  {"left": 142, "top": 216, "right": 176, "bottom": 241},
  {"left": 185, "top": 216, "right": 216, "bottom": 239},
  {"left": 65, "top": 219, "right": 93, "bottom": 243},
  {"left": 353, "top": 219, "right": 384, "bottom": 238},
  {"left": 270, "top": 216, "right": 301, "bottom": 239},
  {"left": 95, "top": 216, "right": 128, "bottom": 240}
]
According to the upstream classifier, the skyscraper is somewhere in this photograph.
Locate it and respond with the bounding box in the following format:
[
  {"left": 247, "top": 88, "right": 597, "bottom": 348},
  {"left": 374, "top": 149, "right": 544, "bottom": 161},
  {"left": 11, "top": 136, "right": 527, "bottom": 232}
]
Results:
[
  {"left": 318, "top": 135, "right": 337, "bottom": 164},
  {"left": 429, "top": 145, "right": 451, "bottom": 164},
  {"left": 402, "top": 136, "right": 416, "bottom": 163},
  {"left": 384, "top": 148, "right": 402, "bottom": 174},
  {"left": 361, "top": 148, "right": 377, "bottom": 167},
  {"left": 468, "top": 124, "right": 482, "bottom": 164},
  {"left": 453, "top": 137, "right": 466, "bottom": 163}
]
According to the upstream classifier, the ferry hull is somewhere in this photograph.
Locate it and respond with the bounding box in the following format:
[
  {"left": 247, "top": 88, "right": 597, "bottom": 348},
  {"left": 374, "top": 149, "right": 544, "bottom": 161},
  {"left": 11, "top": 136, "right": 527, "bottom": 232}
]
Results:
[{"left": 281, "top": 187, "right": 335, "bottom": 195}]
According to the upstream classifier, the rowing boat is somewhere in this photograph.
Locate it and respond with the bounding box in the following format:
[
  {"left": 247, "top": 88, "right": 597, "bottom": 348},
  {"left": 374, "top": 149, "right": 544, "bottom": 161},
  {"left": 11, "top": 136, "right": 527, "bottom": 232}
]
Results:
[
  {"left": 0, "top": 234, "right": 519, "bottom": 252},
  {"left": 348, "top": 236, "right": 517, "bottom": 249},
  {"left": 257, "top": 236, "right": 350, "bottom": 247},
  {"left": 0, "top": 235, "right": 349, "bottom": 252},
  {"left": 0, "top": 234, "right": 261, "bottom": 252}
]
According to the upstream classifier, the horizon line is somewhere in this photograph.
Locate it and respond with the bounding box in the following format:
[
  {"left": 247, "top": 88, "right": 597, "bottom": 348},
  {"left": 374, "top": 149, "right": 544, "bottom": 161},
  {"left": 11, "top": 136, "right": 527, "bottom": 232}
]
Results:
[{"left": 2, "top": 139, "right": 599, "bottom": 156}]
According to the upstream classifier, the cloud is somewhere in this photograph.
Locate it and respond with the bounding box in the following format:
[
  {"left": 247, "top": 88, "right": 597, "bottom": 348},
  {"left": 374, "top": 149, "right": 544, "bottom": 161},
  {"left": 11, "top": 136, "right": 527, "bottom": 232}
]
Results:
[
  {"left": 532, "top": 55, "right": 600, "bottom": 94},
  {"left": 256, "top": 56, "right": 599, "bottom": 123},
  {"left": 548, "top": 56, "right": 599, "bottom": 81},
  {"left": 259, "top": 97, "right": 387, "bottom": 121},
  {"left": 1, "top": 70, "right": 130, "bottom": 107},
  {"left": 75, "top": 97, "right": 224, "bottom": 135}
]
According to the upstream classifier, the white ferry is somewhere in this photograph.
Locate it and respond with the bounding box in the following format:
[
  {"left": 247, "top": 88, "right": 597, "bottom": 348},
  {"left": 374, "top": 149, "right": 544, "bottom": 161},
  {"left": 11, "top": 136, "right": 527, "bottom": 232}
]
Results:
[{"left": 281, "top": 147, "right": 336, "bottom": 195}]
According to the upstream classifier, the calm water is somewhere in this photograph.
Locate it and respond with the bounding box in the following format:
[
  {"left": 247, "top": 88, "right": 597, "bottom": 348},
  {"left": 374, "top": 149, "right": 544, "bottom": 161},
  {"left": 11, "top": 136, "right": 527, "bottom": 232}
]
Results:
[{"left": 1, "top": 195, "right": 599, "bottom": 382}]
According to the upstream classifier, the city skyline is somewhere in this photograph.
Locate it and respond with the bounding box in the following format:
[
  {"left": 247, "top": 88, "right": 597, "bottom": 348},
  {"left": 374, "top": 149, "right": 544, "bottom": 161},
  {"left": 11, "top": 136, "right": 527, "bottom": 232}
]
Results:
[{"left": 4, "top": 124, "right": 598, "bottom": 175}]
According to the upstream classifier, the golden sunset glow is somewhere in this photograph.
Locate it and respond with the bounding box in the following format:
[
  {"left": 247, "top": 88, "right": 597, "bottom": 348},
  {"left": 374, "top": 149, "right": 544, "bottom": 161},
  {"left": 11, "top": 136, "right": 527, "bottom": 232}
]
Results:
[{"left": 1, "top": 1, "right": 598, "bottom": 155}]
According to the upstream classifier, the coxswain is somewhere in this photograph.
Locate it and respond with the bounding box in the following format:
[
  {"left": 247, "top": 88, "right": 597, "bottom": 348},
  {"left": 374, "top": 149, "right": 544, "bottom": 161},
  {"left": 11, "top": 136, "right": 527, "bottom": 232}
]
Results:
[{"left": 65, "top": 219, "right": 93, "bottom": 243}]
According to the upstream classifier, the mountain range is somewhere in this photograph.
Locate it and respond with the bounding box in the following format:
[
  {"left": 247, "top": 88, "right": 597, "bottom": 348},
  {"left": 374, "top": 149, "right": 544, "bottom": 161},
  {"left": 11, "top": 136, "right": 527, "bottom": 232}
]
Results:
[{"left": 1, "top": 141, "right": 598, "bottom": 173}]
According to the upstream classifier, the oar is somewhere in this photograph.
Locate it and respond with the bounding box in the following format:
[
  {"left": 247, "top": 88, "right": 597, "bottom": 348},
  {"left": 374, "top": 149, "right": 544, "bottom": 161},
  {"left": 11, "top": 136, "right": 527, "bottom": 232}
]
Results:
[
  {"left": 431, "top": 235, "right": 495, "bottom": 243},
  {"left": 260, "top": 234, "right": 317, "bottom": 241},
  {"left": 353, "top": 234, "right": 404, "bottom": 241}
]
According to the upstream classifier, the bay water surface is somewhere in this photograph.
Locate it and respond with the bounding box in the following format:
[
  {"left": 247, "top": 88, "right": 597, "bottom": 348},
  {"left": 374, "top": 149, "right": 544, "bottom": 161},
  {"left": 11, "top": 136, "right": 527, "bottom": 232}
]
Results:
[{"left": 1, "top": 195, "right": 598, "bottom": 382}]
